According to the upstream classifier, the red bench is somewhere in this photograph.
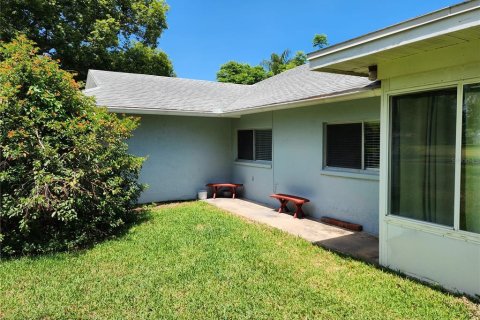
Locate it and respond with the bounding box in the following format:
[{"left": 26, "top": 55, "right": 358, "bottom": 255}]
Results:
[
  {"left": 206, "top": 183, "right": 243, "bottom": 199},
  {"left": 270, "top": 193, "right": 310, "bottom": 219}
]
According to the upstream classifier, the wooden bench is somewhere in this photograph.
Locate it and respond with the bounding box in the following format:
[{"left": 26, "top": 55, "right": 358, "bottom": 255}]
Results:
[
  {"left": 206, "top": 183, "right": 243, "bottom": 199},
  {"left": 270, "top": 193, "right": 310, "bottom": 219}
]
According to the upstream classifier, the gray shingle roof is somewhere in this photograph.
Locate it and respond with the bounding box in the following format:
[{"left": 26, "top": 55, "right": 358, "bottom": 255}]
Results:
[
  {"left": 227, "top": 64, "right": 376, "bottom": 112},
  {"left": 84, "top": 64, "right": 378, "bottom": 115}
]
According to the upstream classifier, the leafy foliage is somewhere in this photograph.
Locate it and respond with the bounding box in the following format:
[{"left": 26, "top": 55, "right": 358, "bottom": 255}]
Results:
[
  {"left": 216, "top": 50, "right": 307, "bottom": 84},
  {"left": 216, "top": 61, "right": 269, "bottom": 85},
  {"left": 261, "top": 50, "right": 306, "bottom": 75},
  {"left": 112, "top": 42, "right": 174, "bottom": 77},
  {"left": 0, "top": 36, "right": 144, "bottom": 256},
  {"left": 313, "top": 33, "right": 328, "bottom": 49},
  {"left": 0, "top": 0, "right": 174, "bottom": 80}
]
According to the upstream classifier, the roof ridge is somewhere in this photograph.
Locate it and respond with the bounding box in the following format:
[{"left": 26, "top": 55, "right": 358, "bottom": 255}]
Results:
[{"left": 89, "top": 69, "right": 251, "bottom": 88}]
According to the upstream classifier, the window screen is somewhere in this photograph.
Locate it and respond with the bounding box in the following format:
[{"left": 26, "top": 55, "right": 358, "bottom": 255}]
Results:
[
  {"left": 238, "top": 130, "right": 254, "bottom": 160},
  {"left": 326, "top": 123, "right": 362, "bottom": 169},
  {"left": 255, "top": 130, "right": 272, "bottom": 161}
]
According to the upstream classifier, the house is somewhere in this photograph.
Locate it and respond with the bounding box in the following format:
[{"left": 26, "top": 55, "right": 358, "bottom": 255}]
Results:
[{"left": 85, "top": 1, "right": 480, "bottom": 296}]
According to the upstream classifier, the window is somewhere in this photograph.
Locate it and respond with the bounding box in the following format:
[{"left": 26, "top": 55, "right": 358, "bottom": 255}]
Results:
[
  {"left": 237, "top": 129, "right": 272, "bottom": 161},
  {"left": 461, "top": 84, "right": 480, "bottom": 233},
  {"left": 390, "top": 89, "right": 457, "bottom": 226},
  {"left": 326, "top": 123, "right": 362, "bottom": 169},
  {"left": 325, "top": 121, "right": 380, "bottom": 171},
  {"left": 254, "top": 130, "right": 273, "bottom": 161},
  {"left": 389, "top": 84, "right": 480, "bottom": 234},
  {"left": 237, "top": 130, "right": 254, "bottom": 160},
  {"left": 364, "top": 122, "right": 380, "bottom": 169}
]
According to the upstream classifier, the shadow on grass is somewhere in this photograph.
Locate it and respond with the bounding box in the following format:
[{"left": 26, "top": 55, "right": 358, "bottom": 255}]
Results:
[
  {"left": 0, "top": 200, "right": 200, "bottom": 262},
  {"left": 0, "top": 205, "right": 155, "bottom": 262}
]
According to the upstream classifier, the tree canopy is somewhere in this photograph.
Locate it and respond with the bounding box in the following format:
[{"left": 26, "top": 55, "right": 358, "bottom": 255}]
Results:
[
  {"left": 216, "top": 61, "right": 269, "bottom": 85},
  {"left": 261, "top": 50, "right": 306, "bottom": 76},
  {"left": 313, "top": 34, "right": 328, "bottom": 49},
  {"left": 217, "top": 50, "right": 306, "bottom": 85},
  {"left": 0, "top": 0, "right": 175, "bottom": 81},
  {"left": 0, "top": 36, "right": 144, "bottom": 256}
]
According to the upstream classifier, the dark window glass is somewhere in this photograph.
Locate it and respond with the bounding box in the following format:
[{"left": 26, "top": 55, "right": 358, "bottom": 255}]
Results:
[
  {"left": 390, "top": 89, "right": 457, "bottom": 226},
  {"left": 326, "top": 123, "right": 362, "bottom": 169},
  {"left": 461, "top": 83, "right": 480, "bottom": 233},
  {"left": 238, "top": 130, "right": 254, "bottom": 160}
]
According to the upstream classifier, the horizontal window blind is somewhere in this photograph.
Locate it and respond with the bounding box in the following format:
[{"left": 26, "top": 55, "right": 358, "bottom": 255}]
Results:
[
  {"left": 326, "top": 123, "right": 362, "bottom": 169},
  {"left": 364, "top": 121, "right": 380, "bottom": 169},
  {"left": 255, "top": 130, "right": 272, "bottom": 161}
]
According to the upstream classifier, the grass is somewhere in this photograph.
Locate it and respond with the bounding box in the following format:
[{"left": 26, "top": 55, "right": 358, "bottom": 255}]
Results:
[{"left": 0, "top": 201, "right": 478, "bottom": 319}]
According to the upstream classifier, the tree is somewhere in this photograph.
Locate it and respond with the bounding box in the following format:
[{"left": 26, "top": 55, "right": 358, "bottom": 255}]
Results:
[
  {"left": 261, "top": 50, "right": 307, "bottom": 75},
  {"left": 0, "top": 35, "right": 144, "bottom": 256},
  {"left": 216, "top": 50, "right": 307, "bottom": 85},
  {"left": 290, "top": 51, "right": 307, "bottom": 67},
  {"left": 313, "top": 34, "right": 328, "bottom": 49},
  {"left": 112, "top": 42, "right": 175, "bottom": 77},
  {"left": 216, "top": 61, "right": 269, "bottom": 85},
  {"left": 0, "top": 0, "right": 174, "bottom": 81}
]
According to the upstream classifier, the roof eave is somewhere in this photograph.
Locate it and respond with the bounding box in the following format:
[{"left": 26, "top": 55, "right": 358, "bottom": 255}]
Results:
[
  {"left": 103, "top": 106, "right": 240, "bottom": 118},
  {"left": 307, "top": 0, "right": 480, "bottom": 74},
  {"left": 101, "top": 86, "right": 381, "bottom": 118}
]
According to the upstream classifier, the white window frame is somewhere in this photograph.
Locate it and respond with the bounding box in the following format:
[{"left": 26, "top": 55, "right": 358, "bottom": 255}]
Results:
[
  {"left": 381, "top": 77, "right": 480, "bottom": 242},
  {"left": 323, "top": 120, "right": 380, "bottom": 174}
]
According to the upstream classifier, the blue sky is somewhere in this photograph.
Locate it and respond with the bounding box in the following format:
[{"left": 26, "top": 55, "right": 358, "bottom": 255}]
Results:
[{"left": 159, "top": 0, "right": 460, "bottom": 81}]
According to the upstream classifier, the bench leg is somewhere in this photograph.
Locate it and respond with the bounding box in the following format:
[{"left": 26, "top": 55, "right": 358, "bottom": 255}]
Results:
[
  {"left": 231, "top": 187, "right": 236, "bottom": 199},
  {"left": 293, "top": 203, "right": 304, "bottom": 219},
  {"left": 213, "top": 186, "right": 218, "bottom": 199},
  {"left": 277, "top": 199, "right": 289, "bottom": 213}
]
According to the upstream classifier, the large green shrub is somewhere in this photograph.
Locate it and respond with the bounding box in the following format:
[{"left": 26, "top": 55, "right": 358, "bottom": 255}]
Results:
[{"left": 0, "top": 36, "right": 144, "bottom": 256}]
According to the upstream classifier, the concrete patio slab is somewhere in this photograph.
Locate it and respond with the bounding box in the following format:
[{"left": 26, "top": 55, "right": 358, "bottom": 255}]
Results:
[{"left": 205, "top": 198, "right": 379, "bottom": 264}]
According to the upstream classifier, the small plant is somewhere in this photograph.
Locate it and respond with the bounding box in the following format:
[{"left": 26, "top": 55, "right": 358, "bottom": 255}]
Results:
[{"left": 0, "top": 35, "right": 145, "bottom": 256}]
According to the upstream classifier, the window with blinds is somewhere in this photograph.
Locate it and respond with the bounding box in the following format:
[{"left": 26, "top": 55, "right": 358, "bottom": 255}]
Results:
[
  {"left": 326, "top": 123, "right": 362, "bottom": 169},
  {"left": 255, "top": 130, "right": 272, "bottom": 161},
  {"left": 364, "top": 121, "right": 380, "bottom": 169},
  {"left": 325, "top": 121, "right": 380, "bottom": 171},
  {"left": 237, "top": 129, "right": 272, "bottom": 162}
]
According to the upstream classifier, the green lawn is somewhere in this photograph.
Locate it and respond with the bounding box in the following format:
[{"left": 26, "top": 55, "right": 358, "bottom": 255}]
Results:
[{"left": 0, "top": 202, "right": 477, "bottom": 319}]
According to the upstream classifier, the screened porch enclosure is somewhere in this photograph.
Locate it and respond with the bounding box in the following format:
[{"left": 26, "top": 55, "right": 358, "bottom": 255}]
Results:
[
  {"left": 389, "top": 84, "right": 480, "bottom": 234},
  {"left": 390, "top": 88, "right": 457, "bottom": 226}
]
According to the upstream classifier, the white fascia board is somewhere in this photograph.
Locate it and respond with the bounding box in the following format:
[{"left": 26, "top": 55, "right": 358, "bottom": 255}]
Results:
[
  {"left": 105, "top": 106, "right": 239, "bottom": 118},
  {"left": 308, "top": 0, "right": 480, "bottom": 70}
]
